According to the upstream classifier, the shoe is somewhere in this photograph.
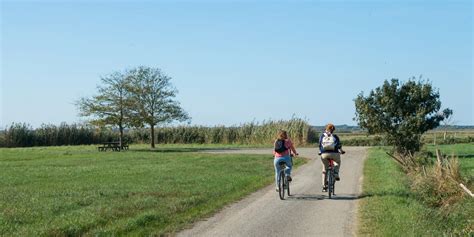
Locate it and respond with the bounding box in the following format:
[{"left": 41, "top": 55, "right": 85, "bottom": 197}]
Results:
[
  {"left": 276, "top": 188, "right": 279, "bottom": 192},
  {"left": 322, "top": 186, "right": 328, "bottom": 192},
  {"left": 287, "top": 176, "right": 292, "bottom": 182}
]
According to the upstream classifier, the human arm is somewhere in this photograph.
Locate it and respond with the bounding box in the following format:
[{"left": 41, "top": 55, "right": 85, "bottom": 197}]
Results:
[
  {"left": 287, "top": 139, "right": 298, "bottom": 156},
  {"left": 334, "top": 135, "right": 345, "bottom": 154},
  {"left": 272, "top": 139, "right": 277, "bottom": 156},
  {"left": 290, "top": 145, "right": 298, "bottom": 156},
  {"left": 318, "top": 134, "right": 323, "bottom": 155}
]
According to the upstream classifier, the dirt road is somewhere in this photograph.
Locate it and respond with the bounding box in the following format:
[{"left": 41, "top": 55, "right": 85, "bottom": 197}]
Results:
[{"left": 178, "top": 147, "right": 367, "bottom": 237}]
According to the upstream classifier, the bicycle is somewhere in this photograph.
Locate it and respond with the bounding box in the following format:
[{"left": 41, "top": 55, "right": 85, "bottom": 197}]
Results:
[
  {"left": 277, "top": 154, "right": 293, "bottom": 200},
  {"left": 322, "top": 151, "right": 345, "bottom": 199},
  {"left": 326, "top": 158, "right": 336, "bottom": 199}
]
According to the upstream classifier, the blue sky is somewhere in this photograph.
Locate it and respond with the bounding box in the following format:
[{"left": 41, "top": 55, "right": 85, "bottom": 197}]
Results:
[{"left": 1, "top": 0, "right": 473, "bottom": 128}]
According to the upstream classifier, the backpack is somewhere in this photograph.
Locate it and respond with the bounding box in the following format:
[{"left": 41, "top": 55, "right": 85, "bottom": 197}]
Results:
[
  {"left": 274, "top": 139, "right": 288, "bottom": 153},
  {"left": 322, "top": 133, "right": 337, "bottom": 151}
]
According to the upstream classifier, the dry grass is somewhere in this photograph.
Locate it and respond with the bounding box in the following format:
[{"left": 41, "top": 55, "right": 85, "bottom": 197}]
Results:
[{"left": 410, "top": 150, "right": 467, "bottom": 208}]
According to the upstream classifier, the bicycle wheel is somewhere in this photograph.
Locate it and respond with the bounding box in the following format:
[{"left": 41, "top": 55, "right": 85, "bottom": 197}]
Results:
[
  {"left": 332, "top": 175, "right": 336, "bottom": 196},
  {"left": 279, "top": 171, "right": 285, "bottom": 200},
  {"left": 328, "top": 169, "right": 333, "bottom": 199},
  {"left": 287, "top": 176, "right": 291, "bottom": 196}
]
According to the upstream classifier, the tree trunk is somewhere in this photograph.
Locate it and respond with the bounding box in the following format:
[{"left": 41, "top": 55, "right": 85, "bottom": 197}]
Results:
[
  {"left": 150, "top": 124, "right": 155, "bottom": 148},
  {"left": 119, "top": 124, "right": 124, "bottom": 151}
]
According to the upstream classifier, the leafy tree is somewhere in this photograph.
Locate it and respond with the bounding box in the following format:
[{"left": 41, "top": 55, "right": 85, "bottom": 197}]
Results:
[
  {"left": 76, "top": 71, "right": 132, "bottom": 148},
  {"left": 126, "top": 66, "right": 190, "bottom": 148},
  {"left": 354, "top": 78, "right": 452, "bottom": 156}
]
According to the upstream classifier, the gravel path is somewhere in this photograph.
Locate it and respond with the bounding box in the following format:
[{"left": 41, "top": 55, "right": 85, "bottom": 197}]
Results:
[{"left": 178, "top": 147, "right": 368, "bottom": 237}]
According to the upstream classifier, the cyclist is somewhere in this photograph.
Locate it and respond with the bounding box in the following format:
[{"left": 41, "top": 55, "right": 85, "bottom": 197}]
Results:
[
  {"left": 319, "top": 124, "right": 345, "bottom": 192},
  {"left": 273, "top": 130, "right": 298, "bottom": 191}
]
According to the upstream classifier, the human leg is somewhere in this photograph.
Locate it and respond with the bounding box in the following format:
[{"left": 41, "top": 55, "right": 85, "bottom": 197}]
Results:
[
  {"left": 284, "top": 156, "right": 292, "bottom": 176},
  {"left": 274, "top": 157, "right": 284, "bottom": 189},
  {"left": 320, "top": 154, "right": 330, "bottom": 187},
  {"left": 331, "top": 153, "right": 341, "bottom": 180}
]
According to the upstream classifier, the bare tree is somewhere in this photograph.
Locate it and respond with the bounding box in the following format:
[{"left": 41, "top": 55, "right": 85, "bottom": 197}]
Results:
[
  {"left": 441, "top": 113, "right": 456, "bottom": 142},
  {"left": 76, "top": 71, "right": 132, "bottom": 149},
  {"left": 126, "top": 66, "right": 190, "bottom": 148}
]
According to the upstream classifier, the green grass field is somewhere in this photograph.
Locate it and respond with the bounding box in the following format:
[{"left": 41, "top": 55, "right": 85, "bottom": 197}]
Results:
[
  {"left": 359, "top": 145, "right": 473, "bottom": 236},
  {"left": 426, "top": 143, "right": 474, "bottom": 179},
  {"left": 0, "top": 145, "right": 305, "bottom": 236}
]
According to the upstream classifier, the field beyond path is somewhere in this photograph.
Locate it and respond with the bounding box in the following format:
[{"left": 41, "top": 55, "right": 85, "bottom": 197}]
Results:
[
  {"left": 178, "top": 147, "right": 367, "bottom": 237},
  {"left": 0, "top": 145, "right": 295, "bottom": 236}
]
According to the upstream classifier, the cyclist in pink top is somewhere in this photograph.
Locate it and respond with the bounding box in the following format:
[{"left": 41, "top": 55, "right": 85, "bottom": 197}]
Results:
[{"left": 273, "top": 130, "right": 298, "bottom": 191}]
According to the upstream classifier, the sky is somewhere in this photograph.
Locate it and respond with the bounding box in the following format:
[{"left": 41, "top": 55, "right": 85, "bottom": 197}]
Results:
[{"left": 1, "top": 0, "right": 473, "bottom": 128}]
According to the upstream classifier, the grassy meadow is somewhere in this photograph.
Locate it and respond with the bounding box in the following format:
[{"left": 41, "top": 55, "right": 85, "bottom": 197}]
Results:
[
  {"left": 0, "top": 145, "right": 306, "bottom": 236},
  {"left": 426, "top": 143, "right": 474, "bottom": 179},
  {"left": 358, "top": 145, "right": 473, "bottom": 236}
]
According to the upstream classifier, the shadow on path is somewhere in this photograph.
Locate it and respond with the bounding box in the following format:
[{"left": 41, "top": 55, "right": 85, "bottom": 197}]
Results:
[
  {"left": 286, "top": 193, "right": 376, "bottom": 201},
  {"left": 286, "top": 194, "right": 325, "bottom": 201}
]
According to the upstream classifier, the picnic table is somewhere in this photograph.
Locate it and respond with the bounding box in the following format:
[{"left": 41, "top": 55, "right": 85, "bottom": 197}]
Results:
[{"left": 98, "top": 142, "right": 129, "bottom": 152}]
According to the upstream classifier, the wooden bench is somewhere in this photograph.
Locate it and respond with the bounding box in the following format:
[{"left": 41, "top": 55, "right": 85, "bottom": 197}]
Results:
[
  {"left": 98, "top": 142, "right": 129, "bottom": 152},
  {"left": 98, "top": 146, "right": 107, "bottom": 151},
  {"left": 122, "top": 144, "right": 129, "bottom": 150}
]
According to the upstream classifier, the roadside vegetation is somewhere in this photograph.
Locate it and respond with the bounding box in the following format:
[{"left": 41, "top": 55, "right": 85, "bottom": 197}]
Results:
[
  {"left": 0, "top": 145, "right": 307, "bottom": 236},
  {"left": 359, "top": 147, "right": 473, "bottom": 236},
  {"left": 356, "top": 79, "right": 473, "bottom": 236}
]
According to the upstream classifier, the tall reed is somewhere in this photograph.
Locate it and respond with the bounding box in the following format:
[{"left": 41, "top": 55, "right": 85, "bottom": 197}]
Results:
[
  {"left": 0, "top": 123, "right": 120, "bottom": 147},
  {"left": 0, "top": 118, "right": 316, "bottom": 147},
  {"left": 147, "top": 118, "right": 316, "bottom": 145}
]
